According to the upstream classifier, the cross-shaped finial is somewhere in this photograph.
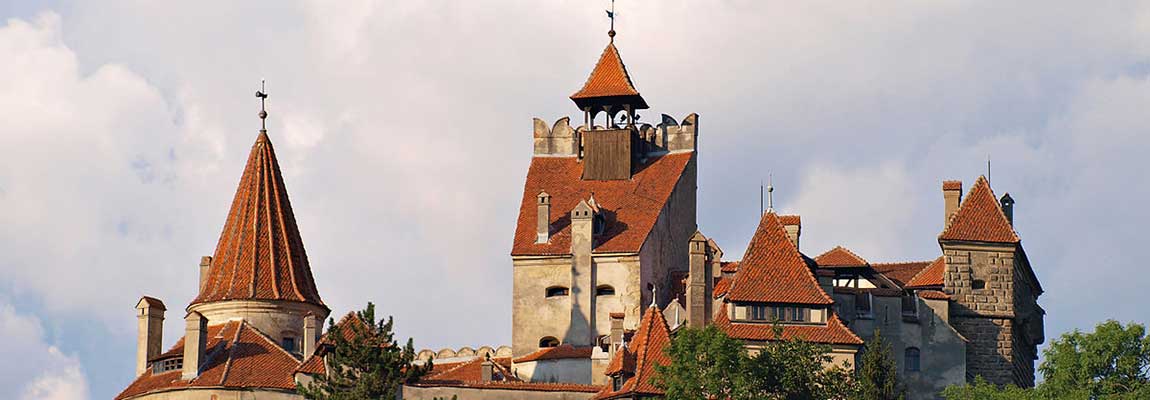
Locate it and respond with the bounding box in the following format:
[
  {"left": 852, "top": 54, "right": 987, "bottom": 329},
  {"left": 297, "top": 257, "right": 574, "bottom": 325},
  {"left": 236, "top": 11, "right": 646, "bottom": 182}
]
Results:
[{"left": 255, "top": 79, "right": 269, "bottom": 131}]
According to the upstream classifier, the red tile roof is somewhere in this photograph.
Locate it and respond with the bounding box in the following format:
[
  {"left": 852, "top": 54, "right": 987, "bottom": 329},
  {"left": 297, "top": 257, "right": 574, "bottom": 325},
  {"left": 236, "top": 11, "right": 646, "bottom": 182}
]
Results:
[
  {"left": 871, "top": 260, "right": 934, "bottom": 287},
  {"left": 193, "top": 132, "right": 325, "bottom": 308},
  {"left": 917, "top": 290, "right": 951, "bottom": 300},
  {"left": 422, "top": 356, "right": 516, "bottom": 383},
  {"left": 410, "top": 380, "right": 603, "bottom": 393},
  {"left": 939, "top": 176, "right": 1020, "bottom": 244},
  {"left": 814, "top": 246, "right": 869, "bottom": 268},
  {"left": 720, "top": 261, "right": 740, "bottom": 273},
  {"left": 595, "top": 306, "right": 672, "bottom": 400},
  {"left": 512, "top": 345, "right": 595, "bottom": 363},
  {"left": 511, "top": 153, "right": 693, "bottom": 256},
  {"left": 713, "top": 304, "right": 863, "bottom": 346},
  {"left": 571, "top": 42, "right": 641, "bottom": 100},
  {"left": 905, "top": 257, "right": 945, "bottom": 288},
  {"left": 943, "top": 180, "right": 963, "bottom": 191},
  {"left": 778, "top": 215, "right": 801, "bottom": 226},
  {"left": 727, "top": 212, "right": 833, "bottom": 305},
  {"left": 713, "top": 277, "right": 732, "bottom": 299},
  {"left": 116, "top": 320, "right": 302, "bottom": 400}
]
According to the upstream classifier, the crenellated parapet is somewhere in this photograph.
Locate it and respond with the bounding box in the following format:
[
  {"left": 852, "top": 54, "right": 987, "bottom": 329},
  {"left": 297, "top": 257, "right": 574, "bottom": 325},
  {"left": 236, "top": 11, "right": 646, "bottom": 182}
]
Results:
[{"left": 531, "top": 112, "right": 699, "bottom": 158}]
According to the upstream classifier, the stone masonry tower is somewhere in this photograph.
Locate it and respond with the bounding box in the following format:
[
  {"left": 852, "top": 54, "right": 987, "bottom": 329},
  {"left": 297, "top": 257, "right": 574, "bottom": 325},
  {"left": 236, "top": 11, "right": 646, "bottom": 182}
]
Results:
[
  {"left": 510, "top": 26, "right": 699, "bottom": 361},
  {"left": 939, "top": 177, "right": 1044, "bottom": 387}
]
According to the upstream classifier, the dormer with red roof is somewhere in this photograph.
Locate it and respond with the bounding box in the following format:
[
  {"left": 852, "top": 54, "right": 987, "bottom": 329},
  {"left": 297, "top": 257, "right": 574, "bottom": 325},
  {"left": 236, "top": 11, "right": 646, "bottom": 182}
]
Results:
[
  {"left": 717, "top": 212, "right": 863, "bottom": 367},
  {"left": 594, "top": 304, "right": 672, "bottom": 400},
  {"left": 937, "top": 176, "right": 1043, "bottom": 387},
  {"left": 511, "top": 26, "right": 700, "bottom": 385}
]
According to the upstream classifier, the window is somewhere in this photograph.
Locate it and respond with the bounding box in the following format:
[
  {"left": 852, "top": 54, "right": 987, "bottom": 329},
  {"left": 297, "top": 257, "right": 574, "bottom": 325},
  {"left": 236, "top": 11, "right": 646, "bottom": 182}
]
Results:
[
  {"left": 902, "top": 292, "right": 918, "bottom": 317},
  {"left": 596, "top": 285, "right": 616, "bottom": 296},
  {"left": 282, "top": 337, "right": 296, "bottom": 353},
  {"left": 539, "top": 337, "right": 560, "bottom": 348},
  {"left": 152, "top": 357, "right": 183, "bottom": 373},
  {"left": 612, "top": 375, "right": 623, "bottom": 391},
  {"left": 545, "top": 286, "right": 569, "bottom": 298},
  {"left": 855, "top": 292, "right": 873, "bottom": 318},
  {"left": 750, "top": 305, "right": 768, "bottom": 321},
  {"left": 598, "top": 335, "right": 611, "bottom": 352},
  {"left": 972, "top": 279, "right": 986, "bottom": 290},
  {"left": 772, "top": 306, "right": 786, "bottom": 321},
  {"left": 905, "top": 347, "right": 921, "bottom": 372},
  {"left": 790, "top": 307, "right": 807, "bottom": 322}
]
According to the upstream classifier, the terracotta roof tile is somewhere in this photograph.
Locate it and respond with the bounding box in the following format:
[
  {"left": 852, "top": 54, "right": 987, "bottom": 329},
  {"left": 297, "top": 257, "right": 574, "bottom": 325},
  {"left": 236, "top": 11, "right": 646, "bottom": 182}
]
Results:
[
  {"left": 411, "top": 380, "right": 603, "bottom": 393},
  {"left": 917, "top": 290, "right": 951, "bottom": 300},
  {"left": 939, "top": 176, "right": 1020, "bottom": 244},
  {"left": 905, "top": 257, "right": 945, "bottom": 288},
  {"left": 595, "top": 306, "right": 672, "bottom": 399},
  {"left": 713, "top": 277, "right": 732, "bottom": 299},
  {"left": 871, "top": 260, "right": 934, "bottom": 287},
  {"left": 713, "top": 304, "right": 863, "bottom": 346},
  {"left": 193, "top": 132, "right": 325, "bottom": 308},
  {"left": 422, "top": 357, "right": 517, "bottom": 383},
  {"left": 943, "top": 180, "right": 963, "bottom": 191},
  {"left": 571, "top": 42, "right": 641, "bottom": 100},
  {"left": 814, "top": 246, "right": 869, "bottom": 268},
  {"left": 512, "top": 345, "right": 594, "bottom": 363},
  {"left": 727, "top": 212, "right": 833, "bottom": 305},
  {"left": 720, "top": 261, "right": 740, "bottom": 273},
  {"left": 116, "top": 320, "right": 303, "bottom": 400},
  {"left": 512, "top": 153, "right": 693, "bottom": 256},
  {"left": 778, "top": 215, "right": 801, "bottom": 226}
]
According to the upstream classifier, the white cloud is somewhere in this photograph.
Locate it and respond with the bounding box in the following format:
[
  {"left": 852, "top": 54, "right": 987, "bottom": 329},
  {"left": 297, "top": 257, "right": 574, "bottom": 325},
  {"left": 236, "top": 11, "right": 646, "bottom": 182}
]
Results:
[{"left": 0, "top": 301, "right": 89, "bottom": 400}]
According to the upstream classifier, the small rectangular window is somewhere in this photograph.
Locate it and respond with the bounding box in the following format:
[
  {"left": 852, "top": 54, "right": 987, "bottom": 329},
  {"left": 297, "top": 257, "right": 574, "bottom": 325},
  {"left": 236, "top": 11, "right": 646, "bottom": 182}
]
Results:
[
  {"left": 282, "top": 337, "right": 296, "bottom": 352},
  {"left": 751, "top": 305, "right": 768, "bottom": 321},
  {"left": 902, "top": 292, "right": 918, "bottom": 316},
  {"left": 856, "top": 292, "right": 872, "bottom": 318}
]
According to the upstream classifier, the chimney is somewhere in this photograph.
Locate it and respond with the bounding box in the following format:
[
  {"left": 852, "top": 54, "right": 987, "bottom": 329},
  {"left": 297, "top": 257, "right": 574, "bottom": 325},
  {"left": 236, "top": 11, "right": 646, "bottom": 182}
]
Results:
[
  {"left": 198, "top": 256, "right": 212, "bottom": 291},
  {"left": 303, "top": 313, "right": 318, "bottom": 357},
  {"left": 182, "top": 312, "right": 207, "bottom": 380},
  {"left": 1000, "top": 193, "right": 1015, "bottom": 226},
  {"left": 480, "top": 354, "right": 495, "bottom": 382},
  {"left": 569, "top": 200, "right": 596, "bottom": 346},
  {"left": 781, "top": 215, "right": 801, "bottom": 249},
  {"left": 536, "top": 191, "right": 551, "bottom": 243},
  {"left": 686, "top": 231, "right": 711, "bottom": 328},
  {"left": 609, "top": 312, "right": 625, "bottom": 358},
  {"left": 135, "top": 297, "right": 166, "bottom": 376},
  {"left": 943, "top": 181, "right": 963, "bottom": 226}
]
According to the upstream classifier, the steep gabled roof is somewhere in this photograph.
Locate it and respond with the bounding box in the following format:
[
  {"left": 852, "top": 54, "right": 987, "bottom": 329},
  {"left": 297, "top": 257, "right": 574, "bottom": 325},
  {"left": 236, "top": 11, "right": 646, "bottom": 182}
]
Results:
[
  {"left": 727, "top": 212, "right": 833, "bottom": 305},
  {"left": 939, "top": 176, "right": 1020, "bottom": 244},
  {"left": 713, "top": 304, "right": 863, "bottom": 346},
  {"left": 814, "top": 246, "right": 869, "bottom": 268},
  {"left": 512, "top": 153, "right": 693, "bottom": 256},
  {"left": 115, "top": 320, "right": 302, "bottom": 399},
  {"left": 905, "top": 257, "right": 946, "bottom": 288},
  {"left": 571, "top": 42, "right": 645, "bottom": 105},
  {"left": 594, "top": 306, "right": 672, "bottom": 400},
  {"left": 193, "top": 132, "right": 325, "bottom": 307},
  {"left": 871, "top": 260, "right": 935, "bottom": 288}
]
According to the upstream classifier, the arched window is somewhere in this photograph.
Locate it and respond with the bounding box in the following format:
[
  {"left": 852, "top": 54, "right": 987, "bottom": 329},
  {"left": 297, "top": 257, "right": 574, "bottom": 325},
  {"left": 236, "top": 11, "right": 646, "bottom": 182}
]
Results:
[
  {"left": 545, "top": 286, "right": 569, "bottom": 298},
  {"left": 539, "top": 337, "right": 560, "bottom": 348},
  {"left": 904, "top": 347, "right": 921, "bottom": 372},
  {"left": 596, "top": 285, "right": 615, "bottom": 296}
]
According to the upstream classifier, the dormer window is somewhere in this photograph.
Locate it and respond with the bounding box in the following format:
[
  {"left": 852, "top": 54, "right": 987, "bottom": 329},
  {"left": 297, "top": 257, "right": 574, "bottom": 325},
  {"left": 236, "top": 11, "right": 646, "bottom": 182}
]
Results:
[
  {"left": 282, "top": 337, "right": 297, "bottom": 353},
  {"left": 152, "top": 357, "right": 183, "bottom": 374},
  {"left": 539, "top": 337, "right": 560, "bottom": 348},
  {"left": 545, "top": 286, "right": 569, "bottom": 298},
  {"left": 612, "top": 374, "right": 624, "bottom": 391},
  {"left": 593, "top": 213, "right": 607, "bottom": 235}
]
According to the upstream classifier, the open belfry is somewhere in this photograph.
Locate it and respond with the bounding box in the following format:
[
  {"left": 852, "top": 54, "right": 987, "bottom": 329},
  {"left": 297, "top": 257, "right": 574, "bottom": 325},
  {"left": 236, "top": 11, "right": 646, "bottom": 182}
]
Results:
[{"left": 117, "top": 10, "right": 1044, "bottom": 400}]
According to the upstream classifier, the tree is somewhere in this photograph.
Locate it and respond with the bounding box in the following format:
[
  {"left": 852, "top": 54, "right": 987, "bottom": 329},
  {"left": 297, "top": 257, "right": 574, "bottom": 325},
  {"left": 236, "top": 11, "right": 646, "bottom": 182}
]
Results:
[
  {"left": 297, "top": 302, "right": 431, "bottom": 400},
  {"left": 655, "top": 324, "right": 750, "bottom": 400},
  {"left": 856, "top": 329, "right": 905, "bottom": 400},
  {"left": 1039, "top": 320, "right": 1150, "bottom": 398},
  {"left": 655, "top": 324, "right": 856, "bottom": 400},
  {"left": 940, "top": 376, "right": 1040, "bottom": 400}
]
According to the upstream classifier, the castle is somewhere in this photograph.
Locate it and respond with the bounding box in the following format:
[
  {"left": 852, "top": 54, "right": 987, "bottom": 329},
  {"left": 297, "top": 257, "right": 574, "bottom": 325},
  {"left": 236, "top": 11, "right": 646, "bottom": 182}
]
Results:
[{"left": 116, "top": 19, "right": 1043, "bottom": 400}]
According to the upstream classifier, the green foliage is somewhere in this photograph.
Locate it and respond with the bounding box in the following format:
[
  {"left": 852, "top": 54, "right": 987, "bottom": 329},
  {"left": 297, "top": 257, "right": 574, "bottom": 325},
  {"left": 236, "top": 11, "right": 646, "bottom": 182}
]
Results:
[
  {"left": 856, "top": 329, "right": 905, "bottom": 400},
  {"left": 941, "top": 320, "right": 1150, "bottom": 400},
  {"left": 297, "top": 302, "right": 431, "bottom": 400},
  {"left": 655, "top": 324, "right": 857, "bottom": 400},
  {"left": 941, "top": 376, "right": 1041, "bottom": 400},
  {"left": 1040, "top": 320, "right": 1150, "bottom": 398}
]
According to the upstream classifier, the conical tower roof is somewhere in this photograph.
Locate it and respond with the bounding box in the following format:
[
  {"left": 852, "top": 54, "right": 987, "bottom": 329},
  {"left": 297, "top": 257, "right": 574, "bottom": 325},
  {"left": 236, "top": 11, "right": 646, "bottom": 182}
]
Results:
[
  {"left": 192, "top": 131, "right": 324, "bottom": 308},
  {"left": 571, "top": 41, "right": 649, "bottom": 110}
]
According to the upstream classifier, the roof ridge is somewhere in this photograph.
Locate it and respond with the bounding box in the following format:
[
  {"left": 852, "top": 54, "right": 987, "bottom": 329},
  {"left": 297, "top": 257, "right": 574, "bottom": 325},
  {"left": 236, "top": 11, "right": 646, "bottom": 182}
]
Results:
[
  {"left": 939, "top": 175, "right": 1020, "bottom": 243},
  {"left": 217, "top": 321, "right": 243, "bottom": 386}
]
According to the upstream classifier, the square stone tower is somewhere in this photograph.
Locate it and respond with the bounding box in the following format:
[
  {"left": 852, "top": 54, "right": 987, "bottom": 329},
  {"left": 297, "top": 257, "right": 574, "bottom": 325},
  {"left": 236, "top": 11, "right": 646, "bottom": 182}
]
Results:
[{"left": 938, "top": 177, "right": 1044, "bottom": 387}]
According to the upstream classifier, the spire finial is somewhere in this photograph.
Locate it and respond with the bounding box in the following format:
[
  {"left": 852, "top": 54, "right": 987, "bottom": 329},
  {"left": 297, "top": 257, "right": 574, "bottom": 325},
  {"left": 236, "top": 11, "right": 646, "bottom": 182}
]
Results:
[
  {"left": 256, "top": 79, "right": 269, "bottom": 132},
  {"left": 766, "top": 173, "right": 775, "bottom": 213},
  {"left": 606, "top": 0, "right": 616, "bottom": 40}
]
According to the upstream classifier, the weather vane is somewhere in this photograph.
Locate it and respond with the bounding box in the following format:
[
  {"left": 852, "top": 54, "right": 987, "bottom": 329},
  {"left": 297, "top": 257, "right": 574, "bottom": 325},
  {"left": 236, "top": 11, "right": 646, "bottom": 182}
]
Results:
[
  {"left": 256, "top": 79, "right": 268, "bottom": 131},
  {"left": 606, "top": 0, "right": 616, "bottom": 39}
]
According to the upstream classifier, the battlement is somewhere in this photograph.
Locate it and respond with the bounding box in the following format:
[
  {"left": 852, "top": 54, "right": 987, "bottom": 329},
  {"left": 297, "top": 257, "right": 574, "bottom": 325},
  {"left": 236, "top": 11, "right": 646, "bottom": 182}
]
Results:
[{"left": 532, "top": 113, "right": 699, "bottom": 158}]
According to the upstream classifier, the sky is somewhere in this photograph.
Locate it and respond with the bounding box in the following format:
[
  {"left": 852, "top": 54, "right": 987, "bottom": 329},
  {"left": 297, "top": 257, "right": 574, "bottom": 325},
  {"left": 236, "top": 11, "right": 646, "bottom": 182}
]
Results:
[{"left": 0, "top": 0, "right": 1148, "bottom": 398}]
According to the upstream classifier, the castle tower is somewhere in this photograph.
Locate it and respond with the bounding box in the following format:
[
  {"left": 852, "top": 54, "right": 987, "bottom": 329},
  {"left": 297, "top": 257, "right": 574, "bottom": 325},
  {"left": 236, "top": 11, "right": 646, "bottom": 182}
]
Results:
[
  {"left": 938, "top": 176, "right": 1044, "bottom": 387},
  {"left": 510, "top": 25, "right": 700, "bottom": 373},
  {"left": 187, "top": 127, "right": 330, "bottom": 349}
]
